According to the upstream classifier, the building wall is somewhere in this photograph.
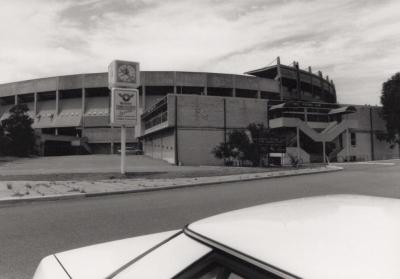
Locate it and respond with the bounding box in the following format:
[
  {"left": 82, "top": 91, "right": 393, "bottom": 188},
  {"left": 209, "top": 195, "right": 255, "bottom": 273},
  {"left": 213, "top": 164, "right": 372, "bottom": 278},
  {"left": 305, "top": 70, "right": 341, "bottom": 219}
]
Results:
[
  {"left": 1, "top": 71, "right": 398, "bottom": 162},
  {"left": 143, "top": 129, "right": 175, "bottom": 164},
  {"left": 83, "top": 127, "right": 135, "bottom": 143},
  {"left": 168, "top": 95, "right": 269, "bottom": 165},
  {"left": 337, "top": 105, "right": 399, "bottom": 161},
  {"left": 225, "top": 98, "right": 268, "bottom": 128},
  {"left": 178, "top": 128, "right": 224, "bottom": 166}
]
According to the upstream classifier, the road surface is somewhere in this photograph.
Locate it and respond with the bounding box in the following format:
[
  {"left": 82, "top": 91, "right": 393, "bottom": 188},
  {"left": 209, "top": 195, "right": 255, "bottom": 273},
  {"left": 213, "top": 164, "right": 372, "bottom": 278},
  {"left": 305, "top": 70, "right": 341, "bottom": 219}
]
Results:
[{"left": 1, "top": 161, "right": 399, "bottom": 279}]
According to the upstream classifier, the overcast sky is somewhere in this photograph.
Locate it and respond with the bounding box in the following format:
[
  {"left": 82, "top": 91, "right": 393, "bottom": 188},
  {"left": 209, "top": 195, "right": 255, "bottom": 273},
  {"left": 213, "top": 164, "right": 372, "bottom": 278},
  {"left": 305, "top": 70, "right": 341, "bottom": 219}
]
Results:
[{"left": 0, "top": 0, "right": 399, "bottom": 105}]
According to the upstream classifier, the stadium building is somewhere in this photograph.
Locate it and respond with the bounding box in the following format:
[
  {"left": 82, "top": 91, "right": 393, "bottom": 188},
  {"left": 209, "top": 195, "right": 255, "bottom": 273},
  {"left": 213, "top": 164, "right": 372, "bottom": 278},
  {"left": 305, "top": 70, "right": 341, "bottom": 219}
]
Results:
[{"left": 0, "top": 58, "right": 398, "bottom": 165}]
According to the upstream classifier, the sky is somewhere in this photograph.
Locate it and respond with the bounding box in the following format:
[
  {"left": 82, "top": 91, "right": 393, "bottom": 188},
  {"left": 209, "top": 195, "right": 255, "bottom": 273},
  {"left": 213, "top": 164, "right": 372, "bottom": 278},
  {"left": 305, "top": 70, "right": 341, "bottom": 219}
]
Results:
[{"left": 0, "top": 0, "right": 399, "bottom": 105}]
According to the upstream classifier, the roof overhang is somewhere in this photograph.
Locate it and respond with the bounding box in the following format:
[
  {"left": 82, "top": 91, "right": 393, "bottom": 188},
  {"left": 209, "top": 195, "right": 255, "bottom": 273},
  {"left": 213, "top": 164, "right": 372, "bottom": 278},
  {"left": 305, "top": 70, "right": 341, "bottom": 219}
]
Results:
[{"left": 328, "top": 106, "right": 356, "bottom": 115}]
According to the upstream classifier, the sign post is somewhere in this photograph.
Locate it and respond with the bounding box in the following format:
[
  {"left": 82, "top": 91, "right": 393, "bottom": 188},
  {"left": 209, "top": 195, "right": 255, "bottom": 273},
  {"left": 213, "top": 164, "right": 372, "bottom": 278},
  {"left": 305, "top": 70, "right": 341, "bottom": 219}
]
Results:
[
  {"left": 108, "top": 60, "right": 140, "bottom": 174},
  {"left": 121, "top": 124, "right": 126, "bottom": 174}
]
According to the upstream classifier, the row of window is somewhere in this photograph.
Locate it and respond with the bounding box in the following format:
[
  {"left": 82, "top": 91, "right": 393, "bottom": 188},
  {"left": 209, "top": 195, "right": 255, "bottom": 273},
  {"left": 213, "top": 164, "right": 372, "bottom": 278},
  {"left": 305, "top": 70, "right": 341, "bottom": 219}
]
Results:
[{"left": 144, "top": 111, "right": 168, "bottom": 129}]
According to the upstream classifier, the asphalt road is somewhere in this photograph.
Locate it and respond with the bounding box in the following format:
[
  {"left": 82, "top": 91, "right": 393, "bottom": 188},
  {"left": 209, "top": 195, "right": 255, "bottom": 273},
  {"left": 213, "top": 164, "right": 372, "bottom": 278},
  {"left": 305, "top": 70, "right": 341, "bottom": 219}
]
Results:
[{"left": 1, "top": 161, "right": 399, "bottom": 279}]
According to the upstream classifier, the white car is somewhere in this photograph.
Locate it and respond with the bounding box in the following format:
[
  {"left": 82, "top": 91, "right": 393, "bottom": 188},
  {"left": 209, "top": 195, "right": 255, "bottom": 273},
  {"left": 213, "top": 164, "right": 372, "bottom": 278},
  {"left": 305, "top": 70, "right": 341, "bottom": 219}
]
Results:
[{"left": 33, "top": 195, "right": 400, "bottom": 279}]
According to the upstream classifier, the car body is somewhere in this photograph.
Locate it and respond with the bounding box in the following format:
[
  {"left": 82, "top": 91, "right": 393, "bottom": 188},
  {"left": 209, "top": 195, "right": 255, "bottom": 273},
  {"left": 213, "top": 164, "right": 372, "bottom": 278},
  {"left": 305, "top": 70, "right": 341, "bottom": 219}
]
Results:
[
  {"left": 117, "top": 147, "right": 143, "bottom": 155},
  {"left": 33, "top": 195, "right": 400, "bottom": 278}
]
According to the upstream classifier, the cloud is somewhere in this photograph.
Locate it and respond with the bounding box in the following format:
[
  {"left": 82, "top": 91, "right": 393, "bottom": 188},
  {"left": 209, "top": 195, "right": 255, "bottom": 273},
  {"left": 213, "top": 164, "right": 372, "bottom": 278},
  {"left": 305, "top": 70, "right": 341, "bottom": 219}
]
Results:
[{"left": 0, "top": 0, "right": 399, "bottom": 105}]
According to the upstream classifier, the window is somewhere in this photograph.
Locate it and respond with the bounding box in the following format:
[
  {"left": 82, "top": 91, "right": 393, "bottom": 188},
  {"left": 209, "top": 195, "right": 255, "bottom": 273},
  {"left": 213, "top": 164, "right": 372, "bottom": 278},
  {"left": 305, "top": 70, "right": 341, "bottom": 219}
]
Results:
[
  {"left": 173, "top": 250, "right": 284, "bottom": 279},
  {"left": 351, "top": 132, "right": 356, "bottom": 146}
]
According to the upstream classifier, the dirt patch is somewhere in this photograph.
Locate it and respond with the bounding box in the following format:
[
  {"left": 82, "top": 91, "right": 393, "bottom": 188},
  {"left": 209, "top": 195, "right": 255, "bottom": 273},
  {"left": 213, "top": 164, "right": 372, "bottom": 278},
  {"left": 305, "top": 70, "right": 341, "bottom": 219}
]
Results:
[
  {"left": 0, "top": 167, "right": 290, "bottom": 181},
  {"left": 0, "top": 157, "right": 19, "bottom": 166}
]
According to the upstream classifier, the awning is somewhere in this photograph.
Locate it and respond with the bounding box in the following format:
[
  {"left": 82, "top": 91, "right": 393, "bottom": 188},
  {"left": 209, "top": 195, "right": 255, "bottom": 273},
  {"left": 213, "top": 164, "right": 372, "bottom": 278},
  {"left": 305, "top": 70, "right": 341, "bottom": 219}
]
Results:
[
  {"left": 53, "top": 112, "right": 82, "bottom": 127},
  {"left": 33, "top": 116, "right": 54, "bottom": 128},
  {"left": 83, "top": 115, "right": 109, "bottom": 127},
  {"left": 328, "top": 106, "right": 356, "bottom": 115},
  {"left": 269, "top": 103, "right": 286, "bottom": 111}
]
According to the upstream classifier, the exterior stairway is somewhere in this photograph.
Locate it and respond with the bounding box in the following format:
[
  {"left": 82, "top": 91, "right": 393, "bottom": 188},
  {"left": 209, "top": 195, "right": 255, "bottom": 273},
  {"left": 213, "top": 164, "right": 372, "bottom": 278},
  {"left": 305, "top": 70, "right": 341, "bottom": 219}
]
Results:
[{"left": 270, "top": 117, "right": 358, "bottom": 143}]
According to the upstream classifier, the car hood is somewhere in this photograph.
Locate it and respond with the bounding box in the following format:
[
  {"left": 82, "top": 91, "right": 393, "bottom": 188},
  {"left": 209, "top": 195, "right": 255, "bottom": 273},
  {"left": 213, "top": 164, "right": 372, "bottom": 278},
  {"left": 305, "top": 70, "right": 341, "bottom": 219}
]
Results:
[{"left": 35, "top": 230, "right": 179, "bottom": 279}]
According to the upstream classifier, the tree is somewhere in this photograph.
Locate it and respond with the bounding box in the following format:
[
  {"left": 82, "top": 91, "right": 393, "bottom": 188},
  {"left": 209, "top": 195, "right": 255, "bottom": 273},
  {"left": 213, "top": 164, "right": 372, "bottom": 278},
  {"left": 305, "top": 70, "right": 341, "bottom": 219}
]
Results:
[
  {"left": 380, "top": 73, "right": 400, "bottom": 147},
  {"left": 1, "top": 104, "right": 36, "bottom": 156},
  {"left": 0, "top": 124, "right": 11, "bottom": 155},
  {"left": 212, "top": 130, "right": 250, "bottom": 166},
  {"left": 212, "top": 123, "right": 276, "bottom": 167}
]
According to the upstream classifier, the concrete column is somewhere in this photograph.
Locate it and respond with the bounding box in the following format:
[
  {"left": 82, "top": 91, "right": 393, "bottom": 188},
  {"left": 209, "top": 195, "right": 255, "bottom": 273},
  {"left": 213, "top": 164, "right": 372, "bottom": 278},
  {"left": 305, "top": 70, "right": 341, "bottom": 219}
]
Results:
[
  {"left": 142, "top": 86, "right": 146, "bottom": 109},
  {"left": 81, "top": 88, "right": 86, "bottom": 113},
  {"left": 257, "top": 91, "right": 261, "bottom": 99},
  {"left": 173, "top": 71, "right": 177, "bottom": 94},
  {"left": 346, "top": 128, "right": 350, "bottom": 162},
  {"left": 81, "top": 75, "right": 86, "bottom": 135},
  {"left": 304, "top": 108, "right": 308, "bottom": 122},
  {"left": 204, "top": 74, "right": 208, "bottom": 96},
  {"left": 55, "top": 77, "right": 60, "bottom": 115},
  {"left": 232, "top": 75, "right": 236, "bottom": 97},
  {"left": 14, "top": 95, "right": 18, "bottom": 105},
  {"left": 34, "top": 92, "right": 38, "bottom": 116},
  {"left": 110, "top": 125, "right": 114, "bottom": 154},
  {"left": 277, "top": 56, "right": 283, "bottom": 100},
  {"left": 55, "top": 90, "right": 59, "bottom": 115},
  {"left": 141, "top": 72, "right": 146, "bottom": 109},
  {"left": 296, "top": 127, "right": 300, "bottom": 161},
  {"left": 81, "top": 76, "right": 86, "bottom": 114}
]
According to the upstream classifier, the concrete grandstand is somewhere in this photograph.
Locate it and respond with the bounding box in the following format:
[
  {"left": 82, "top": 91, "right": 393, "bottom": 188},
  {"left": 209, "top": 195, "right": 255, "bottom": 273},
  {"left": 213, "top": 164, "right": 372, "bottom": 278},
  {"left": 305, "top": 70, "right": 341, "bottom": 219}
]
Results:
[{"left": 0, "top": 59, "right": 398, "bottom": 164}]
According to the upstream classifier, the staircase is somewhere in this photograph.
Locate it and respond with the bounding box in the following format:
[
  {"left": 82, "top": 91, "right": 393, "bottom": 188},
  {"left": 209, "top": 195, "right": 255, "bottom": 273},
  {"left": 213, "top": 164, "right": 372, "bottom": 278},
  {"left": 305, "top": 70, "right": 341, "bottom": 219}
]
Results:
[
  {"left": 328, "top": 144, "right": 343, "bottom": 162},
  {"left": 270, "top": 117, "right": 358, "bottom": 143}
]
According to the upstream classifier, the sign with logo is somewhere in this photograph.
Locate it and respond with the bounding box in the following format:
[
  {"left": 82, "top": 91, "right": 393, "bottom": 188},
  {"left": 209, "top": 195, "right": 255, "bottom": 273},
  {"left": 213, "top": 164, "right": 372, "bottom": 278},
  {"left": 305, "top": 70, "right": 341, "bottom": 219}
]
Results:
[
  {"left": 110, "top": 88, "right": 138, "bottom": 126},
  {"left": 108, "top": 60, "right": 140, "bottom": 89}
]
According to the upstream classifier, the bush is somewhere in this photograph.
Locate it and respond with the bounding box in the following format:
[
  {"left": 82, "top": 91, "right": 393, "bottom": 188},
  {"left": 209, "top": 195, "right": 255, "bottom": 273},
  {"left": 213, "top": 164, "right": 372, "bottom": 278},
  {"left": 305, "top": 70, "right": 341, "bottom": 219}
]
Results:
[{"left": 0, "top": 104, "right": 36, "bottom": 157}]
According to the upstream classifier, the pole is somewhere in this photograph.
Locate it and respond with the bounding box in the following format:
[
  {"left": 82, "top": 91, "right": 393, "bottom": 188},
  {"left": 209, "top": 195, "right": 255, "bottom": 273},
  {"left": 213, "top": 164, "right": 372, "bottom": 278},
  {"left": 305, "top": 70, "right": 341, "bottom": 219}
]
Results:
[
  {"left": 369, "top": 107, "right": 375, "bottom": 161},
  {"left": 110, "top": 125, "right": 114, "bottom": 154},
  {"left": 121, "top": 125, "right": 126, "bottom": 174},
  {"left": 174, "top": 95, "right": 179, "bottom": 165},
  {"left": 322, "top": 141, "right": 326, "bottom": 164}
]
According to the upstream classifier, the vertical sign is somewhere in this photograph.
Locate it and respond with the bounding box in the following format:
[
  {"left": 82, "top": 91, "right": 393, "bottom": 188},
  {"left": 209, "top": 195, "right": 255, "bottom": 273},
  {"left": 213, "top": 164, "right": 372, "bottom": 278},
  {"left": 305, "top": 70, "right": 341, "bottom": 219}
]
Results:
[
  {"left": 110, "top": 88, "right": 138, "bottom": 126},
  {"left": 109, "top": 60, "right": 140, "bottom": 174}
]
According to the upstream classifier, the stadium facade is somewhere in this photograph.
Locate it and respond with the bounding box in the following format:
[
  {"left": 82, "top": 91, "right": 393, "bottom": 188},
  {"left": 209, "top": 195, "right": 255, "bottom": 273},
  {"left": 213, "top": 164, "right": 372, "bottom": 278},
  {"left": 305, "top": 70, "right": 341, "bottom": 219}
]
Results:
[{"left": 0, "top": 60, "right": 398, "bottom": 165}]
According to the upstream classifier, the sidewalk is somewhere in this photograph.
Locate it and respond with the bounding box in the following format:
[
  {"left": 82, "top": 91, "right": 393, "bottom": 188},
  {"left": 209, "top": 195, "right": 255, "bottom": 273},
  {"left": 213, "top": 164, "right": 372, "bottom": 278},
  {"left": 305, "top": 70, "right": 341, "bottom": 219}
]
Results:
[{"left": 0, "top": 165, "right": 342, "bottom": 206}]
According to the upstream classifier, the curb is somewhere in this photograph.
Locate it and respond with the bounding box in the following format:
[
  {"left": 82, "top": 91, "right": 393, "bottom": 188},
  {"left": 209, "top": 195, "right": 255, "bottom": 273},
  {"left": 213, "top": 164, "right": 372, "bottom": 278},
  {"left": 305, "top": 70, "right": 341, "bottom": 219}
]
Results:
[
  {"left": 0, "top": 166, "right": 343, "bottom": 207},
  {"left": 0, "top": 193, "right": 85, "bottom": 207}
]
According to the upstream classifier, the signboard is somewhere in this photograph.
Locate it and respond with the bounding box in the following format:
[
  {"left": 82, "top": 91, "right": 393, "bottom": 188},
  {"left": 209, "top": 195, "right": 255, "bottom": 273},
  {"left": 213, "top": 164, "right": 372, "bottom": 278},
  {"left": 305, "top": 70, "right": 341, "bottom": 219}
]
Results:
[
  {"left": 108, "top": 59, "right": 140, "bottom": 174},
  {"left": 108, "top": 60, "right": 140, "bottom": 88},
  {"left": 110, "top": 88, "right": 138, "bottom": 126}
]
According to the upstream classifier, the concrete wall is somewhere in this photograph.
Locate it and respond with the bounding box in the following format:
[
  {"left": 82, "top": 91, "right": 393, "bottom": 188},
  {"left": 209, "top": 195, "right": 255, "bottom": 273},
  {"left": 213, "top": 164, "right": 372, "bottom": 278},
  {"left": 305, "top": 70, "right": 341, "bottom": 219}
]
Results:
[
  {"left": 173, "top": 95, "right": 269, "bottom": 165},
  {"left": 175, "top": 95, "right": 268, "bottom": 129},
  {"left": 177, "top": 95, "right": 224, "bottom": 128},
  {"left": 177, "top": 128, "right": 224, "bottom": 166},
  {"left": 0, "top": 71, "right": 279, "bottom": 98},
  {"left": 337, "top": 105, "right": 399, "bottom": 161},
  {"left": 143, "top": 95, "right": 271, "bottom": 165},
  {"left": 226, "top": 98, "right": 268, "bottom": 129},
  {"left": 83, "top": 127, "right": 135, "bottom": 143}
]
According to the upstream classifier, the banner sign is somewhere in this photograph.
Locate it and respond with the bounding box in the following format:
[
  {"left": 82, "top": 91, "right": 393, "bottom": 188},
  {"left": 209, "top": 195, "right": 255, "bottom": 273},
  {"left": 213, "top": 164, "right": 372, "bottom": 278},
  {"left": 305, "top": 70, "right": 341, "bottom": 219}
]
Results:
[{"left": 110, "top": 88, "right": 138, "bottom": 126}]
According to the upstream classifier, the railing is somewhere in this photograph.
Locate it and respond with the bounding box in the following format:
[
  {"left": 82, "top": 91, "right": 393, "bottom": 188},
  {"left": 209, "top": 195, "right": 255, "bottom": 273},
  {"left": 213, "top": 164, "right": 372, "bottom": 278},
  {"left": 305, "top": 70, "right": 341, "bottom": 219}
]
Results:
[
  {"left": 141, "top": 96, "right": 168, "bottom": 120},
  {"left": 144, "top": 111, "right": 168, "bottom": 130}
]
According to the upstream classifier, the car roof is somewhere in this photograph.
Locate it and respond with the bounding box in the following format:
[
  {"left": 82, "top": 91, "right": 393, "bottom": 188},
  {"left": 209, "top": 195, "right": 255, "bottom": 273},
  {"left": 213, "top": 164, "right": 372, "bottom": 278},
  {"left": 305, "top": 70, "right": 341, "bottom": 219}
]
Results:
[{"left": 187, "top": 195, "right": 400, "bottom": 279}]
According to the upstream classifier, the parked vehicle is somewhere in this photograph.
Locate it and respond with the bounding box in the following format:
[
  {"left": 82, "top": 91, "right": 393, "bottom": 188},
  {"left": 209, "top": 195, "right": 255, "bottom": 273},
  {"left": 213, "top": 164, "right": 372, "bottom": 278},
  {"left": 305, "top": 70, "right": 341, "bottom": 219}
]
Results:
[
  {"left": 33, "top": 195, "right": 400, "bottom": 278},
  {"left": 117, "top": 147, "right": 143, "bottom": 155}
]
